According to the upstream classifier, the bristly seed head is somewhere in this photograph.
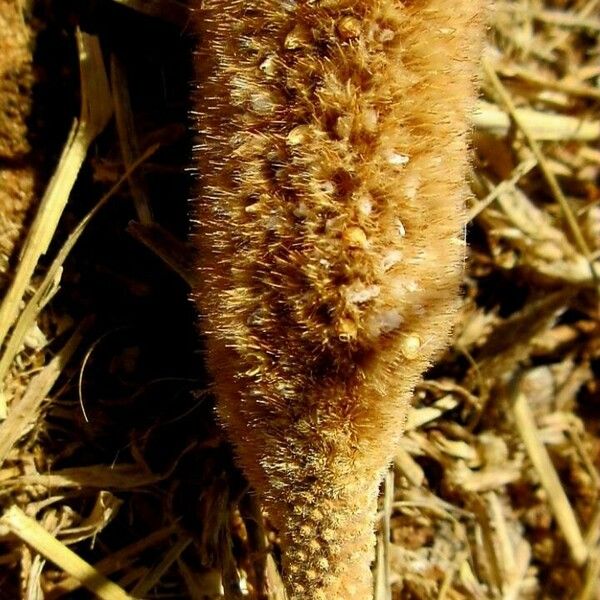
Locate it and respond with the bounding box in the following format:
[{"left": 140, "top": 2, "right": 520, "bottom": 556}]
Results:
[{"left": 193, "top": 0, "right": 484, "bottom": 596}]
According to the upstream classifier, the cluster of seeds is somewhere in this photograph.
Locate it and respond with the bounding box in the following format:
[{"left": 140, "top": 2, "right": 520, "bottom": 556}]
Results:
[{"left": 193, "top": 0, "right": 482, "bottom": 597}]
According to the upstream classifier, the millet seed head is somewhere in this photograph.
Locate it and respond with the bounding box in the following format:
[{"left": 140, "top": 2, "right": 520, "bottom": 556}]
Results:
[{"left": 192, "top": 0, "right": 484, "bottom": 597}]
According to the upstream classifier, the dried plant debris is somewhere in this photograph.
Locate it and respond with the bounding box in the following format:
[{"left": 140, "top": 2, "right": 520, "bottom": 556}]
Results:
[{"left": 0, "top": 0, "right": 598, "bottom": 599}]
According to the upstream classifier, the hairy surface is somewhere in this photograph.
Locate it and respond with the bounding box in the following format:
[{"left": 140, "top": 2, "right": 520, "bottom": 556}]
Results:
[
  {"left": 0, "top": 0, "right": 35, "bottom": 283},
  {"left": 192, "top": 1, "right": 482, "bottom": 597}
]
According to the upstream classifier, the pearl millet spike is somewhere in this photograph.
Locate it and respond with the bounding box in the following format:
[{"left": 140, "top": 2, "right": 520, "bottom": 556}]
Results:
[{"left": 192, "top": 1, "right": 483, "bottom": 598}]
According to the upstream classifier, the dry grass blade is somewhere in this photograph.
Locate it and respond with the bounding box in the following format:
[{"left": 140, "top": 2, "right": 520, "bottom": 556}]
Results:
[
  {"left": 130, "top": 536, "right": 192, "bottom": 597},
  {"left": 239, "top": 493, "right": 269, "bottom": 598},
  {"left": 46, "top": 525, "right": 177, "bottom": 599},
  {"left": 0, "top": 31, "right": 112, "bottom": 348},
  {"left": 467, "top": 157, "right": 538, "bottom": 222},
  {"left": 0, "top": 268, "right": 60, "bottom": 393},
  {"left": 374, "top": 469, "right": 393, "bottom": 600},
  {"left": 470, "top": 498, "right": 504, "bottom": 595},
  {"left": 0, "top": 144, "right": 159, "bottom": 388},
  {"left": 495, "top": 2, "right": 600, "bottom": 32},
  {"left": 78, "top": 31, "right": 114, "bottom": 136},
  {"left": 568, "top": 428, "right": 600, "bottom": 490},
  {"left": 512, "top": 384, "right": 588, "bottom": 566},
  {"left": 486, "top": 491, "right": 532, "bottom": 599},
  {"left": 393, "top": 446, "right": 425, "bottom": 488},
  {"left": 482, "top": 58, "right": 599, "bottom": 288},
  {"left": 0, "top": 506, "right": 134, "bottom": 600},
  {"left": 472, "top": 100, "right": 600, "bottom": 141},
  {"left": 374, "top": 535, "right": 386, "bottom": 600},
  {"left": 576, "top": 551, "right": 600, "bottom": 600},
  {"left": 110, "top": 54, "right": 153, "bottom": 225},
  {"left": 405, "top": 395, "right": 460, "bottom": 431},
  {"left": 265, "top": 554, "right": 288, "bottom": 600},
  {"left": 486, "top": 491, "right": 515, "bottom": 586},
  {"left": 585, "top": 504, "right": 600, "bottom": 549},
  {"left": 499, "top": 65, "right": 600, "bottom": 101},
  {"left": 0, "top": 323, "right": 87, "bottom": 468},
  {"left": 12, "top": 464, "right": 166, "bottom": 490}
]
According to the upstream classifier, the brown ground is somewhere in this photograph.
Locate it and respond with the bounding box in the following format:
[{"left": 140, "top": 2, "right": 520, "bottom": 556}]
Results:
[{"left": 0, "top": 1, "right": 598, "bottom": 599}]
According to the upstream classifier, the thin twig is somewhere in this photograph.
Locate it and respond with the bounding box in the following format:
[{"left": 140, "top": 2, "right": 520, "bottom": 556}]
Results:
[
  {"left": 472, "top": 100, "right": 600, "bottom": 141},
  {"left": 482, "top": 57, "right": 600, "bottom": 288},
  {"left": 46, "top": 526, "right": 177, "bottom": 599},
  {"left": 467, "top": 157, "right": 538, "bottom": 222},
  {"left": 495, "top": 2, "right": 600, "bottom": 32},
  {"left": 512, "top": 384, "right": 588, "bottom": 566},
  {"left": 110, "top": 54, "right": 153, "bottom": 225},
  {"left": 130, "top": 536, "right": 192, "bottom": 597}
]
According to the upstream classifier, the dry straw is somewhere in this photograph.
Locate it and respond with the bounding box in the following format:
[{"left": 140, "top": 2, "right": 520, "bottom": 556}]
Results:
[
  {"left": 0, "top": 506, "right": 133, "bottom": 600},
  {"left": 0, "top": 31, "right": 112, "bottom": 351}
]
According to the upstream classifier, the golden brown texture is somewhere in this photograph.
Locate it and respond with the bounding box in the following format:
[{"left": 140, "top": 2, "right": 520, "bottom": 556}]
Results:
[
  {"left": 192, "top": 1, "right": 482, "bottom": 597},
  {"left": 0, "top": 0, "right": 36, "bottom": 280}
]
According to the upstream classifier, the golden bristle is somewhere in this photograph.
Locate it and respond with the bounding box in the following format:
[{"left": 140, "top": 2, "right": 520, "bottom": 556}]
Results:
[{"left": 192, "top": 1, "right": 483, "bottom": 597}]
